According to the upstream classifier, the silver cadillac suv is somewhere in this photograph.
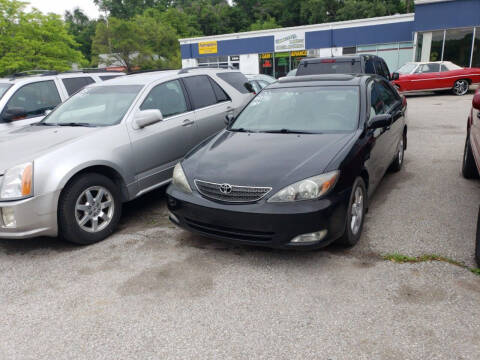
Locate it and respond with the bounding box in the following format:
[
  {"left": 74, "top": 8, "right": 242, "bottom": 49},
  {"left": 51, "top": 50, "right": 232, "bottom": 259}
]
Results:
[{"left": 0, "top": 68, "right": 253, "bottom": 244}]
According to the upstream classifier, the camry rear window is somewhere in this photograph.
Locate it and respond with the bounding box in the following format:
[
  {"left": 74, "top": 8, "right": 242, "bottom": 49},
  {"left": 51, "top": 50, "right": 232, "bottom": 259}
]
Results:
[
  {"left": 297, "top": 60, "right": 362, "bottom": 76},
  {"left": 216, "top": 72, "right": 250, "bottom": 94}
]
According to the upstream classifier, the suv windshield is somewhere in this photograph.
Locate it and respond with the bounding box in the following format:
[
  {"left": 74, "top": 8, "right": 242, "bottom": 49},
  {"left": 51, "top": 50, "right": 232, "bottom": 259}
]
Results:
[
  {"left": 230, "top": 86, "right": 360, "bottom": 133},
  {"left": 43, "top": 85, "right": 142, "bottom": 127},
  {"left": 0, "top": 83, "right": 12, "bottom": 100},
  {"left": 297, "top": 60, "right": 362, "bottom": 76}
]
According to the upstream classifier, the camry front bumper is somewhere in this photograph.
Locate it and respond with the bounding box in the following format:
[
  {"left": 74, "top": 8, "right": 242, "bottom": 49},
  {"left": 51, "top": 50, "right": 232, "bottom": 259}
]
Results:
[
  {"left": 166, "top": 186, "right": 351, "bottom": 249},
  {"left": 0, "top": 190, "right": 60, "bottom": 239}
]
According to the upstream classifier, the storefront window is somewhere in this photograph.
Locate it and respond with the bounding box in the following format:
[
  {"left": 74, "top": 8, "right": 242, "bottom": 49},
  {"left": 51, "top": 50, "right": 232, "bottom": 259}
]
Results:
[
  {"left": 443, "top": 28, "right": 473, "bottom": 67},
  {"left": 429, "top": 30, "right": 444, "bottom": 61},
  {"left": 471, "top": 28, "right": 480, "bottom": 68},
  {"left": 415, "top": 33, "right": 423, "bottom": 62},
  {"left": 290, "top": 50, "right": 307, "bottom": 71},
  {"left": 274, "top": 52, "right": 290, "bottom": 78},
  {"left": 259, "top": 53, "right": 274, "bottom": 77}
]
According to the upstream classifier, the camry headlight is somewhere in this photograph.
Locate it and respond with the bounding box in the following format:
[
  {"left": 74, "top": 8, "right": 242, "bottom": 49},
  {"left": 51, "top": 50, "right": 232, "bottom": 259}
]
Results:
[
  {"left": 172, "top": 163, "right": 192, "bottom": 194},
  {"left": 0, "top": 162, "right": 34, "bottom": 200},
  {"left": 268, "top": 171, "right": 339, "bottom": 202}
]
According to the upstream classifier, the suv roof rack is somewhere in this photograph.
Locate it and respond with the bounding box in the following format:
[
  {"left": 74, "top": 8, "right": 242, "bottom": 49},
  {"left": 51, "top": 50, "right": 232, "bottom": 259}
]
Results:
[
  {"left": 126, "top": 69, "right": 177, "bottom": 76},
  {"left": 10, "top": 70, "right": 58, "bottom": 78},
  {"left": 62, "top": 68, "right": 125, "bottom": 74},
  {"left": 178, "top": 65, "right": 235, "bottom": 74}
]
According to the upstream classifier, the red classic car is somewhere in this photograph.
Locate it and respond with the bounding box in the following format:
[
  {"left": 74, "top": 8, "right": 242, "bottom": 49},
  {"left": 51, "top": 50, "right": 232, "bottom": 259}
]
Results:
[
  {"left": 462, "top": 89, "right": 480, "bottom": 265},
  {"left": 392, "top": 61, "right": 480, "bottom": 96}
]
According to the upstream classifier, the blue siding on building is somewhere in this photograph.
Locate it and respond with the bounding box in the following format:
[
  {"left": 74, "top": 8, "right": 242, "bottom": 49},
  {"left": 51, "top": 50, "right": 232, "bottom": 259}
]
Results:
[
  {"left": 182, "top": 36, "right": 274, "bottom": 59},
  {"left": 305, "top": 29, "right": 332, "bottom": 50},
  {"left": 415, "top": 0, "right": 480, "bottom": 31}
]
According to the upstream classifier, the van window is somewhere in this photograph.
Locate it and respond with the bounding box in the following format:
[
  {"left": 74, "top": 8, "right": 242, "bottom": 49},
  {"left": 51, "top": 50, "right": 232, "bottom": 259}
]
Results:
[
  {"left": 1, "top": 81, "right": 61, "bottom": 122},
  {"left": 62, "top": 77, "right": 95, "bottom": 96}
]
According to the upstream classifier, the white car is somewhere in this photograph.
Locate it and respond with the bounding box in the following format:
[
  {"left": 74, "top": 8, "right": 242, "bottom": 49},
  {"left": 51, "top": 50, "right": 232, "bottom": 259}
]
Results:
[{"left": 0, "top": 70, "right": 124, "bottom": 132}]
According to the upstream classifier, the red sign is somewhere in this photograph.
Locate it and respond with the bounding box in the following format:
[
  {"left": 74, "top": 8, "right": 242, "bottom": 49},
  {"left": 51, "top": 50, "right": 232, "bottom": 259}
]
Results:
[{"left": 263, "top": 60, "right": 272, "bottom": 68}]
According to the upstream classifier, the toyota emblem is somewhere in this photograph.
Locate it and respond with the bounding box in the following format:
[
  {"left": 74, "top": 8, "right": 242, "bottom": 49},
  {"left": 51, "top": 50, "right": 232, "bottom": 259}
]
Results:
[{"left": 219, "top": 183, "right": 233, "bottom": 194}]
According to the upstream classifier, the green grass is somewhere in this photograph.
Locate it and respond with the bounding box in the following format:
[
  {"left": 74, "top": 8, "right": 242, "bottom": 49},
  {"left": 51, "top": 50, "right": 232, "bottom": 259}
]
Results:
[{"left": 383, "top": 253, "right": 480, "bottom": 276}]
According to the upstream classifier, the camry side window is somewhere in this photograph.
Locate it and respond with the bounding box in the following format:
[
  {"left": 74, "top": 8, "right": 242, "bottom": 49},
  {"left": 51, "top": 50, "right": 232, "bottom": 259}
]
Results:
[
  {"left": 182, "top": 75, "right": 218, "bottom": 109},
  {"left": 370, "top": 84, "right": 385, "bottom": 118},
  {"left": 375, "top": 82, "right": 397, "bottom": 111},
  {"left": 1, "top": 80, "right": 61, "bottom": 122},
  {"left": 140, "top": 80, "right": 188, "bottom": 118}
]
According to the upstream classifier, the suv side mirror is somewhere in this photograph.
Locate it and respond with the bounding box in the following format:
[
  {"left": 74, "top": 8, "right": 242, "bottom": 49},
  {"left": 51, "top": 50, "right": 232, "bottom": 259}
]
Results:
[
  {"left": 473, "top": 91, "right": 480, "bottom": 110},
  {"left": 368, "top": 114, "right": 392, "bottom": 129},
  {"left": 391, "top": 72, "right": 400, "bottom": 81},
  {"left": 134, "top": 109, "right": 163, "bottom": 129},
  {"left": 225, "top": 113, "right": 235, "bottom": 126}
]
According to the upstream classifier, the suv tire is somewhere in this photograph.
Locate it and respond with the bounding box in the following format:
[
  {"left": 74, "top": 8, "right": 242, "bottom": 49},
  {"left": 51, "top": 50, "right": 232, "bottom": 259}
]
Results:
[
  {"left": 462, "top": 136, "right": 479, "bottom": 179},
  {"left": 58, "top": 173, "right": 122, "bottom": 245}
]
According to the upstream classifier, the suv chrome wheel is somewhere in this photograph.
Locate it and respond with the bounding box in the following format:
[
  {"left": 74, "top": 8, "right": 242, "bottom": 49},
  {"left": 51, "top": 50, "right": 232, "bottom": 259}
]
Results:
[
  {"left": 75, "top": 186, "right": 115, "bottom": 233},
  {"left": 453, "top": 79, "right": 469, "bottom": 96}
]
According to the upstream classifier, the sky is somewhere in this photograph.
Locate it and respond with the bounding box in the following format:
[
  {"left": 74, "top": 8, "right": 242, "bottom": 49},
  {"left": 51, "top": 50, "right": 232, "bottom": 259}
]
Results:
[{"left": 27, "top": 0, "right": 101, "bottom": 19}]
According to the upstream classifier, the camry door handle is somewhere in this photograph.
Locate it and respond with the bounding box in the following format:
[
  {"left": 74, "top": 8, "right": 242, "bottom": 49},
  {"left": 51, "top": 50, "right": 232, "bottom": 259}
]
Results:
[{"left": 182, "top": 119, "right": 195, "bottom": 127}]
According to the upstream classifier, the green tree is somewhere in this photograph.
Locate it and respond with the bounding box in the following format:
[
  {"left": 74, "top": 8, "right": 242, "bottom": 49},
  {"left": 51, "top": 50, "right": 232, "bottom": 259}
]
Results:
[
  {"left": 92, "top": 13, "right": 180, "bottom": 72},
  {"left": 0, "top": 0, "right": 86, "bottom": 76},
  {"left": 65, "top": 8, "right": 97, "bottom": 62},
  {"left": 249, "top": 16, "right": 280, "bottom": 31}
]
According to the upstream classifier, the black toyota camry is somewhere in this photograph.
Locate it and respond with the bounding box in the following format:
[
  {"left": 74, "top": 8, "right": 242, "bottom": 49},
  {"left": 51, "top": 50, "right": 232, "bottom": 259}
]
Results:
[{"left": 166, "top": 74, "right": 407, "bottom": 249}]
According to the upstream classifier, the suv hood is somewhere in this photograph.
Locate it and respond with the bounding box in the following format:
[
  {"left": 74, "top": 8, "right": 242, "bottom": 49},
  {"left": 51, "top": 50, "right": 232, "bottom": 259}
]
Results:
[
  {"left": 0, "top": 125, "right": 99, "bottom": 175},
  {"left": 183, "top": 130, "right": 354, "bottom": 188}
]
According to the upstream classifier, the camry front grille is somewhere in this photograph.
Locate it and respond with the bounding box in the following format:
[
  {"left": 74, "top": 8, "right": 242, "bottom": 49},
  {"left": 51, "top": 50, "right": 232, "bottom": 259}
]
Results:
[{"left": 194, "top": 179, "right": 272, "bottom": 203}]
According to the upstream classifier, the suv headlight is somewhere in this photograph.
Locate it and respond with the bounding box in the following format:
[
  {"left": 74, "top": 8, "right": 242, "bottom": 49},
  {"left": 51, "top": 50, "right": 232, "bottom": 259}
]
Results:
[
  {"left": 0, "top": 162, "right": 33, "bottom": 200},
  {"left": 172, "top": 163, "right": 192, "bottom": 194},
  {"left": 268, "top": 171, "right": 339, "bottom": 202}
]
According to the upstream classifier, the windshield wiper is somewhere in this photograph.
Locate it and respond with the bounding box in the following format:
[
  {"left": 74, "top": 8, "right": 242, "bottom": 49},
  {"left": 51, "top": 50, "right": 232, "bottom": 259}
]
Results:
[
  {"left": 262, "top": 129, "right": 318, "bottom": 134},
  {"left": 55, "top": 122, "right": 95, "bottom": 127},
  {"left": 229, "top": 128, "right": 256, "bottom": 133},
  {"left": 32, "top": 122, "right": 56, "bottom": 126}
]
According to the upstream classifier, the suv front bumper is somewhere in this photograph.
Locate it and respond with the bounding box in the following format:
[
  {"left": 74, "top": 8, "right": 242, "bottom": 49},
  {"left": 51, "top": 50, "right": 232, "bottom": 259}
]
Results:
[{"left": 0, "top": 190, "right": 60, "bottom": 239}]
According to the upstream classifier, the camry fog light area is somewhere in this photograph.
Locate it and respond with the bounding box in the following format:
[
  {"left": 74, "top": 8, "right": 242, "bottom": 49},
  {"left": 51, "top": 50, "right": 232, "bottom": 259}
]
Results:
[
  {"left": 1, "top": 207, "right": 16, "bottom": 228},
  {"left": 290, "top": 230, "right": 328, "bottom": 244}
]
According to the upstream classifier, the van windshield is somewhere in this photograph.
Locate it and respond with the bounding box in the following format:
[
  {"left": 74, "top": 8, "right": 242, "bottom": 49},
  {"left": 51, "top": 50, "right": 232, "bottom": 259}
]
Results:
[
  {"left": 297, "top": 60, "right": 362, "bottom": 76},
  {"left": 42, "top": 85, "right": 142, "bottom": 127},
  {"left": 230, "top": 86, "right": 360, "bottom": 134}
]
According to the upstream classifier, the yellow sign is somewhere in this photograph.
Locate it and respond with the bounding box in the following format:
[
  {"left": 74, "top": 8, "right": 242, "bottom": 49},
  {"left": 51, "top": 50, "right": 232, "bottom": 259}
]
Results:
[
  {"left": 198, "top": 41, "right": 218, "bottom": 55},
  {"left": 260, "top": 53, "right": 272, "bottom": 59},
  {"left": 291, "top": 50, "right": 307, "bottom": 57}
]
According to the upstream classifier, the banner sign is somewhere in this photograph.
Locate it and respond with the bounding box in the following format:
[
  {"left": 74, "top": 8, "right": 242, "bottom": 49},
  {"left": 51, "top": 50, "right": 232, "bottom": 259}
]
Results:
[
  {"left": 260, "top": 53, "right": 272, "bottom": 59},
  {"left": 291, "top": 50, "right": 307, "bottom": 57},
  {"left": 199, "top": 41, "right": 218, "bottom": 55},
  {"left": 274, "top": 31, "right": 305, "bottom": 52}
]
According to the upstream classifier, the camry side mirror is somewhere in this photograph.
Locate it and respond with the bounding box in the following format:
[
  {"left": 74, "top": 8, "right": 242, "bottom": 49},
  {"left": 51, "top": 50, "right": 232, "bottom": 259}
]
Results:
[
  {"left": 225, "top": 113, "right": 235, "bottom": 126},
  {"left": 368, "top": 114, "right": 392, "bottom": 129},
  {"left": 134, "top": 109, "right": 163, "bottom": 129},
  {"left": 391, "top": 72, "right": 400, "bottom": 81},
  {"left": 473, "top": 91, "right": 480, "bottom": 110}
]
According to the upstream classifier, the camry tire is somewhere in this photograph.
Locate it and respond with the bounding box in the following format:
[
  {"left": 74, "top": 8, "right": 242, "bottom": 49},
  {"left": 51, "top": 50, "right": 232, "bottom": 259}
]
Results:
[
  {"left": 58, "top": 173, "right": 122, "bottom": 245},
  {"left": 389, "top": 134, "right": 406, "bottom": 172},
  {"left": 337, "top": 177, "right": 367, "bottom": 247},
  {"left": 453, "top": 79, "right": 469, "bottom": 96},
  {"left": 462, "top": 136, "right": 479, "bottom": 179}
]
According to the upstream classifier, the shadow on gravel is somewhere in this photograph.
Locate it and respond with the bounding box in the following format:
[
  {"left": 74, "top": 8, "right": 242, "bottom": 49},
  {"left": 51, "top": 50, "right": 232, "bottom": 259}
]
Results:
[{"left": 0, "top": 236, "right": 77, "bottom": 255}]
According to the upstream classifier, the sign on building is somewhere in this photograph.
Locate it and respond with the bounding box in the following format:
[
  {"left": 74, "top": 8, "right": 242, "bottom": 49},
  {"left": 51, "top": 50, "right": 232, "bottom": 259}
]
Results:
[
  {"left": 199, "top": 41, "right": 218, "bottom": 55},
  {"left": 274, "top": 31, "right": 305, "bottom": 52}
]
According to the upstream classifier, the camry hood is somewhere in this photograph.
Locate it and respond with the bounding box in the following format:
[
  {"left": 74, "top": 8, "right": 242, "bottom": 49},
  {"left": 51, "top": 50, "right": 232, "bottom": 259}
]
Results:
[
  {"left": 183, "top": 130, "right": 354, "bottom": 188},
  {"left": 0, "top": 125, "right": 99, "bottom": 175}
]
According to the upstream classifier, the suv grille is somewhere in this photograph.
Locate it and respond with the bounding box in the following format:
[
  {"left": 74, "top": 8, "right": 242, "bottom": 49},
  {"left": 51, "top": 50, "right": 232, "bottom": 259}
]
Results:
[{"left": 194, "top": 180, "right": 271, "bottom": 203}]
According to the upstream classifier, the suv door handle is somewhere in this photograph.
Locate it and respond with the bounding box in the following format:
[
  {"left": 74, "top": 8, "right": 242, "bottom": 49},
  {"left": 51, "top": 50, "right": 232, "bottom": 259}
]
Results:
[{"left": 182, "top": 119, "right": 195, "bottom": 127}]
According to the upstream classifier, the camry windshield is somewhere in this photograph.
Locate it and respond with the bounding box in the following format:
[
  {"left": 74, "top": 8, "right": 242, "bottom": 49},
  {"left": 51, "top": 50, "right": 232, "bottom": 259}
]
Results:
[
  {"left": 230, "top": 86, "right": 360, "bottom": 133},
  {"left": 0, "top": 83, "right": 11, "bottom": 100},
  {"left": 396, "top": 63, "right": 417, "bottom": 74},
  {"left": 43, "top": 85, "right": 142, "bottom": 126}
]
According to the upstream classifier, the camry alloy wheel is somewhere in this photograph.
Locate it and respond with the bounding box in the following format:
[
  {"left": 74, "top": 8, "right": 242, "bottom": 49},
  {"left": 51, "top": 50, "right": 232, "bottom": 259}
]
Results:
[
  {"left": 350, "top": 186, "right": 364, "bottom": 235},
  {"left": 75, "top": 186, "right": 115, "bottom": 233},
  {"left": 453, "top": 80, "right": 469, "bottom": 96}
]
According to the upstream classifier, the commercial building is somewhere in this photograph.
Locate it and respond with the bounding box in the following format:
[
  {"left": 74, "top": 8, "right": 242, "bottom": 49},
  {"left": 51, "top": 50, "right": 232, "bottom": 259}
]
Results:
[{"left": 179, "top": 0, "right": 480, "bottom": 77}]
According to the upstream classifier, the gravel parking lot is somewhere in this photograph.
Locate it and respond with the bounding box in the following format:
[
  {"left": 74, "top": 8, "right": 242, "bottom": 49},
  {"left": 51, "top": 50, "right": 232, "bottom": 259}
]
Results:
[{"left": 0, "top": 93, "right": 479, "bottom": 360}]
